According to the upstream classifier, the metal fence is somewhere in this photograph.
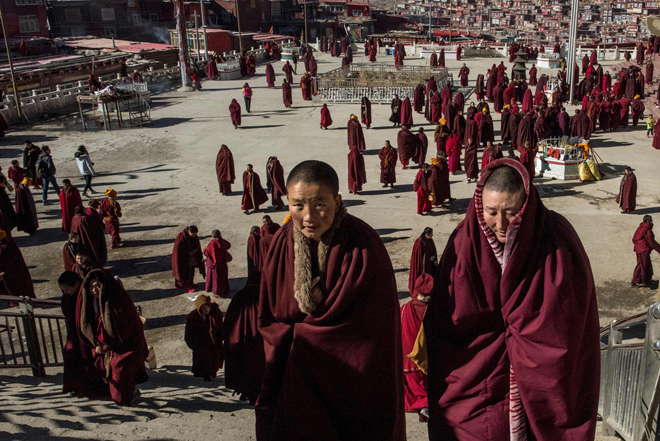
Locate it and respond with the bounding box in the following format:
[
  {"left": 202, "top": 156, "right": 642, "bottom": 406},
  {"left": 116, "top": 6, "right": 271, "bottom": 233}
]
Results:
[
  {"left": 599, "top": 303, "right": 660, "bottom": 440},
  {"left": 0, "top": 295, "right": 66, "bottom": 377}
]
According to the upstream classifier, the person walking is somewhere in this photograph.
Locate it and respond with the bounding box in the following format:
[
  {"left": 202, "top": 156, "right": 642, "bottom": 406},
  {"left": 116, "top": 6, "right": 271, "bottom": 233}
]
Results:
[
  {"left": 75, "top": 145, "right": 96, "bottom": 196},
  {"left": 632, "top": 215, "right": 660, "bottom": 288},
  {"left": 37, "top": 146, "right": 59, "bottom": 205},
  {"left": 647, "top": 114, "right": 656, "bottom": 138},
  {"left": 242, "top": 83, "right": 253, "bottom": 113}
]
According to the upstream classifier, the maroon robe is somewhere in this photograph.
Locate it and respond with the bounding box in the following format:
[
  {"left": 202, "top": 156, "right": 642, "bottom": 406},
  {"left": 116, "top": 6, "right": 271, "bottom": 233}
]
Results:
[
  {"left": 282, "top": 82, "right": 292, "bottom": 107},
  {"left": 418, "top": 132, "right": 428, "bottom": 165},
  {"left": 453, "top": 92, "right": 465, "bottom": 114},
  {"left": 172, "top": 228, "right": 204, "bottom": 290},
  {"left": 379, "top": 145, "right": 398, "bottom": 184},
  {"left": 63, "top": 241, "right": 78, "bottom": 272},
  {"left": 429, "top": 159, "right": 451, "bottom": 204},
  {"left": 361, "top": 97, "right": 372, "bottom": 128},
  {"left": 401, "top": 291, "right": 430, "bottom": 413},
  {"left": 185, "top": 302, "right": 224, "bottom": 378},
  {"left": 459, "top": 66, "right": 469, "bottom": 87},
  {"left": 229, "top": 99, "right": 242, "bottom": 126},
  {"left": 204, "top": 239, "right": 231, "bottom": 297},
  {"left": 430, "top": 53, "right": 438, "bottom": 67},
  {"left": 631, "top": 98, "right": 644, "bottom": 126},
  {"left": 529, "top": 65, "right": 537, "bottom": 86},
  {"left": 414, "top": 84, "right": 425, "bottom": 113},
  {"left": 347, "top": 119, "right": 366, "bottom": 152},
  {"left": 247, "top": 232, "right": 261, "bottom": 280},
  {"left": 320, "top": 106, "right": 333, "bottom": 128},
  {"left": 256, "top": 214, "right": 406, "bottom": 441},
  {"left": 216, "top": 146, "right": 236, "bottom": 195},
  {"left": 100, "top": 197, "right": 121, "bottom": 249},
  {"left": 348, "top": 149, "right": 367, "bottom": 193},
  {"left": 522, "top": 88, "right": 533, "bottom": 113},
  {"left": 632, "top": 222, "right": 660, "bottom": 286},
  {"left": 616, "top": 172, "right": 637, "bottom": 213},
  {"left": 224, "top": 282, "right": 266, "bottom": 403},
  {"left": 0, "top": 237, "right": 35, "bottom": 298},
  {"left": 282, "top": 62, "right": 293, "bottom": 84},
  {"left": 409, "top": 235, "right": 437, "bottom": 294},
  {"left": 76, "top": 270, "right": 149, "bottom": 406},
  {"left": 266, "top": 159, "right": 287, "bottom": 208},
  {"left": 265, "top": 63, "right": 276, "bottom": 87},
  {"left": 71, "top": 212, "right": 107, "bottom": 268},
  {"left": 59, "top": 186, "right": 83, "bottom": 233},
  {"left": 414, "top": 170, "right": 432, "bottom": 214},
  {"left": 397, "top": 128, "right": 420, "bottom": 166},
  {"left": 401, "top": 97, "right": 413, "bottom": 127},
  {"left": 242, "top": 171, "right": 268, "bottom": 212},
  {"left": 61, "top": 289, "right": 87, "bottom": 395},
  {"left": 476, "top": 74, "right": 485, "bottom": 100},
  {"left": 464, "top": 140, "right": 479, "bottom": 179},
  {"left": 425, "top": 159, "right": 600, "bottom": 440},
  {"left": 0, "top": 184, "right": 15, "bottom": 233},
  {"left": 430, "top": 92, "right": 442, "bottom": 124},
  {"left": 575, "top": 109, "right": 591, "bottom": 139},
  {"left": 447, "top": 135, "right": 462, "bottom": 172},
  {"left": 516, "top": 113, "right": 534, "bottom": 149},
  {"left": 15, "top": 183, "right": 38, "bottom": 235}
]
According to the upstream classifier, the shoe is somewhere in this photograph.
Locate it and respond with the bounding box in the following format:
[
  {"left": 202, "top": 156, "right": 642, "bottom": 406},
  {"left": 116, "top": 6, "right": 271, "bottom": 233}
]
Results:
[
  {"left": 382, "top": 184, "right": 388, "bottom": 188},
  {"left": 131, "top": 388, "right": 142, "bottom": 406},
  {"left": 188, "top": 288, "right": 196, "bottom": 293},
  {"left": 419, "top": 407, "right": 430, "bottom": 418}
]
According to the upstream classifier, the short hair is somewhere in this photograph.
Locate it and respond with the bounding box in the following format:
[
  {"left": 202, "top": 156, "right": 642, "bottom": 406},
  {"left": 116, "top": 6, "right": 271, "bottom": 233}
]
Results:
[
  {"left": 286, "top": 160, "right": 339, "bottom": 196},
  {"left": 11, "top": 159, "right": 18, "bottom": 165},
  {"left": 68, "top": 231, "right": 79, "bottom": 240},
  {"left": 422, "top": 227, "right": 433, "bottom": 237},
  {"left": 625, "top": 166, "right": 633, "bottom": 172},
  {"left": 247, "top": 164, "right": 253, "bottom": 168},
  {"left": 58, "top": 271, "right": 81, "bottom": 287},
  {"left": 74, "top": 205, "right": 85, "bottom": 214},
  {"left": 75, "top": 250, "right": 88, "bottom": 258},
  {"left": 262, "top": 215, "right": 271, "bottom": 222},
  {"left": 62, "top": 179, "right": 71, "bottom": 185},
  {"left": 484, "top": 166, "right": 525, "bottom": 195},
  {"left": 25, "top": 140, "right": 32, "bottom": 144},
  {"left": 250, "top": 226, "right": 260, "bottom": 234},
  {"left": 41, "top": 146, "right": 49, "bottom": 152},
  {"left": 211, "top": 229, "right": 220, "bottom": 238},
  {"left": 188, "top": 225, "right": 198, "bottom": 234},
  {"left": 644, "top": 215, "right": 653, "bottom": 223}
]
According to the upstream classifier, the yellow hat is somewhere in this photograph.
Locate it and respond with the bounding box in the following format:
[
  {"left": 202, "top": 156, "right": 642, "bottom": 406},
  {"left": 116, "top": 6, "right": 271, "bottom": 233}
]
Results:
[
  {"left": 430, "top": 157, "right": 438, "bottom": 165},
  {"left": 106, "top": 188, "right": 117, "bottom": 198},
  {"left": 503, "top": 104, "right": 509, "bottom": 109},
  {"left": 195, "top": 295, "right": 210, "bottom": 312},
  {"left": 350, "top": 114, "right": 358, "bottom": 120},
  {"left": 21, "top": 177, "right": 32, "bottom": 186},
  {"left": 635, "top": 94, "right": 640, "bottom": 99},
  {"left": 0, "top": 229, "right": 5, "bottom": 241},
  {"left": 439, "top": 118, "right": 446, "bottom": 125},
  {"left": 283, "top": 214, "right": 292, "bottom": 224}
]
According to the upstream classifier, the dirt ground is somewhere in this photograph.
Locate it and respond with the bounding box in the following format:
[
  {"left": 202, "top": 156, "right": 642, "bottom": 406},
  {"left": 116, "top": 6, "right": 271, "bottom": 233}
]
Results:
[{"left": 0, "top": 48, "right": 652, "bottom": 440}]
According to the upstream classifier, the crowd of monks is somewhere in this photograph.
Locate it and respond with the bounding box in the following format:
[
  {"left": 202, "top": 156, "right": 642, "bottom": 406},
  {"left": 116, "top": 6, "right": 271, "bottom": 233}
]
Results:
[{"left": 2, "top": 34, "right": 660, "bottom": 440}]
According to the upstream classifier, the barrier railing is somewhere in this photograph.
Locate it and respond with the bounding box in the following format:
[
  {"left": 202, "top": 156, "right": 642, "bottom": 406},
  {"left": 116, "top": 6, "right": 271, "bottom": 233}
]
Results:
[
  {"left": 600, "top": 303, "right": 660, "bottom": 440},
  {"left": 0, "top": 295, "right": 65, "bottom": 377}
]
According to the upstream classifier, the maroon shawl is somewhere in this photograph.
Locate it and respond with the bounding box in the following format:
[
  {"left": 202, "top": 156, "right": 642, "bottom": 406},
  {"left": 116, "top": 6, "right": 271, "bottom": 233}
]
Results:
[
  {"left": 256, "top": 213, "right": 405, "bottom": 440},
  {"left": 408, "top": 235, "right": 437, "bottom": 294},
  {"left": 347, "top": 119, "right": 365, "bottom": 152},
  {"left": 185, "top": 302, "right": 224, "bottom": 378},
  {"left": 320, "top": 106, "right": 333, "bottom": 128},
  {"left": 425, "top": 159, "right": 599, "bottom": 440},
  {"left": 397, "top": 127, "right": 419, "bottom": 164},
  {"left": 216, "top": 146, "right": 236, "bottom": 189},
  {"left": 59, "top": 186, "right": 82, "bottom": 233},
  {"left": 229, "top": 99, "right": 241, "bottom": 126},
  {"left": 400, "top": 97, "right": 413, "bottom": 127},
  {"left": 348, "top": 149, "right": 367, "bottom": 193},
  {"left": 70, "top": 213, "right": 107, "bottom": 268},
  {"left": 172, "top": 229, "right": 203, "bottom": 284},
  {"left": 0, "top": 237, "right": 35, "bottom": 298},
  {"left": 616, "top": 172, "right": 637, "bottom": 212}
]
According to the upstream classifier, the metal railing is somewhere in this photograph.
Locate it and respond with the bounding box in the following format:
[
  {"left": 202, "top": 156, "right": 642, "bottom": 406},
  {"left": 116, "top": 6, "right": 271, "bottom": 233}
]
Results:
[
  {"left": 599, "top": 303, "right": 660, "bottom": 440},
  {"left": 0, "top": 295, "right": 66, "bottom": 377}
]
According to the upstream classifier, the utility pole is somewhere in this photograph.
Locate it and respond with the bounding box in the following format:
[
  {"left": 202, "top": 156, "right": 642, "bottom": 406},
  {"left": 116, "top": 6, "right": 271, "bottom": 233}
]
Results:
[
  {"left": 567, "top": 0, "right": 579, "bottom": 103},
  {"left": 602, "top": 0, "right": 608, "bottom": 59},
  {"left": 235, "top": 0, "right": 243, "bottom": 54},
  {"left": 174, "top": 0, "right": 193, "bottom": 91},
  {"left": 449, "top": 0, "right": 452, "bottom": 46},
  {"left": 428, "top": 7, "right": 432, "bottom": 41},
  {"left": 0, "top": 1, "right": 23, "bottom": 120},
  {"left": 304, "top": 0, "right": 308, "bottom": 46},
  {"left": 200, "top": 0, "right": 208, "bottom": 61},
  {"left": 193, "top": 11, "right": 201, "bottom": 62}
]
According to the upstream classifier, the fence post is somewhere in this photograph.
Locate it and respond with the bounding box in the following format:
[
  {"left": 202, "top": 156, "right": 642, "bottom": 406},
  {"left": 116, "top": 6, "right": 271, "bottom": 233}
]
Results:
[
  {"left": 19, "top": 299, "right": 46, "bottom": 377},
  {"left": 601, "top": 319, "right": 621, "bottom": 436}
]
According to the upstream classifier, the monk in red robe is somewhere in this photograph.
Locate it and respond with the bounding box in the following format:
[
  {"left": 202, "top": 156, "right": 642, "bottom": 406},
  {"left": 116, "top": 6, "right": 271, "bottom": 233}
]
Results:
[
  {"left": 320, "top": 104, "right": 333, "bottom": 129},
  {"left": 224, "top": 279, "right": 265, "bottom": 404},
  {"left": 398, "top": 125, "right": 420, "bottom": 169},
  {"left": 300, "top": 73, "right": 312, "bottom": 100},
  {"left": 229, "top": 99, "right": 241, "bottom": 129},
  {"left": 100, "top": 189, "right": 122, "bottom": 249},
  {"left": 361, "top": 96, "right": 372, "bottom": 129},
  {"left": 631, "top": 94, "right": 644, "bottom": 126},
  {"left": 59, "top": 179, "right": 82, "bottom": 233},
  {"left": 616, "top": 166, "right": 637, "bottom": 213},
  {"left": 0, "top": 230, "right": 35, "bottom": 298},
  {"left": 348, "top": 147, "right": 367, "bottom": 194},
  {"left": 379, "top": 140, "right": 398, "bottom": 188},
  {"left": 408, "top": 227, "right": 436, "bottom": 294},
  {"left": 401, "top": 97, "right": 413, "bottom": 128},
  {"left": 459, "top": 63, "right": 469, "bottom": 87},
  {"left": 529, "top": 64, "right": 537, "bottom": 86},
  {"left": 347, "top": 115, "right": 365, "bottom": 151},
  {"left": 401, "top": 273, "right": 434, "bottom": 420},
  {"left": 241, "top": 164, "right": 268, "bottom": 214},
  {"left": 464, "top": 138, "right": 479, "bottom": 182},
  {"left": 256, "top": 161, "right": 405, "bottom": 441},
  {"left": 71, "top": 206, "right": 107, "bottom": 268},
  {"left": 261, "top": 215, "right": 281, "bottom": 237},
  {"left": 632, "top": 215, "right": 660, "bottom": 287},
  {"left": 282, "top": 79, "right": 292, "bottom": 108},
  {"left": 418, "top": 127, "right": 428, "bottom": 165},
  {"left": 185, "top": 294, "right": 224, "bottom": 380},
  {"left": 282, "top": 61, "right": 293, "bottom": 84},
  {"left": 172, "top": 225, "right": 205, "bottom": 292},
  {"left": 204, "top": 230, "right": 232, "bottom": 297},
  {"left": 425, "top": 159, "right": 600, "bottom": 440},
  {"left": 414, "top": 165, "right": 432, "bottom": 215},
  {"left": 246, "top": 226, "right": 261, "bottom": 281},
  {"left": 76, "top": 270, "right": 149, "bottom": 406},
  {"left": 15, "top": 177, "right": 38, "bottom": 235},
  {"left": 265, "top": 63, "right": 276, "bottom": 88},
  {"left": 216, "top": 144, "right": 236, "bottom": 195},
  {"left": 266, "top": 157, "right": 287, "bottom": 209},
  {"left": 63, "top": 232, "right": 80, "bottom": 272},
  {"left": 446, "top": 131, "right": 462, "bottom": 173},
  {"left": 58, "top": 271, "right": 87, "bottom": 396}
]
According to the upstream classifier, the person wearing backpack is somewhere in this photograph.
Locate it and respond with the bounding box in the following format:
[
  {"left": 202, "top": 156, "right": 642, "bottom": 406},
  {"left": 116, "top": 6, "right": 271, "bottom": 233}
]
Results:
[
  {"left": 37, "top": 145, "right": 59, "bottom": 205},
  {"left": 74, "top": 145, "right": 95, "bottom": 196}
]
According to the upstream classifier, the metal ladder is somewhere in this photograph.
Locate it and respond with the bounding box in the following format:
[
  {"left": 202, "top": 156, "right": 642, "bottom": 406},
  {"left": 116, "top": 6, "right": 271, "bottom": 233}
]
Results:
[{"left": 126, "top": 90, "right": 152, "bottom": 128}]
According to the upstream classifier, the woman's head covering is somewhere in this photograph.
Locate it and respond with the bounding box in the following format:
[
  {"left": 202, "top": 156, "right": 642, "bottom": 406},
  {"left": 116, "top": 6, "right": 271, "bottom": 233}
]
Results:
[
  {"left": 195, "top": 294, "right": 210, "bottom": 312},
  {"left": 106, "top": 189, "right": 117, "bottom": 198}
]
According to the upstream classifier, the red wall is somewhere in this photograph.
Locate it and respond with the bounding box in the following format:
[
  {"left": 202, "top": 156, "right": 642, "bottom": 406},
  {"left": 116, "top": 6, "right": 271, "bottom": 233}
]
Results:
[{"left": 0, "top": 0, "right": 49, "bottom": 38}]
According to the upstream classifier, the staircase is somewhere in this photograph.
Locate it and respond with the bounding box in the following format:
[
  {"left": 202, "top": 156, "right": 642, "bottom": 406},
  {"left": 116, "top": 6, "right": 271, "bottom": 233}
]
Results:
[{"left": 125, "top": 90, "right": 152, "bottom": 128}]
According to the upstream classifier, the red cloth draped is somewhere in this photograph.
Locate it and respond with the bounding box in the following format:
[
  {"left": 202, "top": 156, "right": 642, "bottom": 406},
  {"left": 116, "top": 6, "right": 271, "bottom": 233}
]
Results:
[
  {"left": 414, "top": 170, "right": 432, "bottom": 214},
  {"left": 242, "top": 171, "right": 268, "bottom": 211},
  {"left": 256, "top": 216, "right": 406, "bottom": 441},
  {"left": 61, "top": 291, "right": 87, "bottom": 395},
  {"left": 320, "top": 106, "right": 333, "bottom": 128},
  {"left": 282, "top": 82, "right": 292, "bottom": 107},
  {"left": 172, "top": 229, "right": 203, "bottom": 289},
  {"left": 70, "top": 212, "right": 107, "bottom": 268},
  {"left": 59, "top": 187, "right": 83, "bottom": 233},
  {"left": 401, "top": 299, "right": 428, "bottom": 412},
  {"left": 529, "top": 65, "right": 537, "bottom": 86},
  {"left": 265, "top": 63, "right": 276, "bottom": 87},
  {"left": 207, "top": 59, "right": 218, "bottom": 79},
  {"left": 63, "top": 242, "right": 77, "bottom": 272},
  {"left": 516, "top": 113, "right": 534, "bottom": 148},
  {"left": 185, "top": 302, "right": 224, "bottom": 377},
  {"left": 446, "top": 134, "right": 462, "bottom": 172},
  {"left": 204, "top": 239, "right": 231, "bottom": 297},
  {"left": 459, "top": 66, "right": 469, "bottom": 87},
  {"left": 348, "top": 149, "right": 367, "bottom": 193},
  {"left": 522, "top": 88, "right": 533, "bottom": 113},
  {"left": 430, "top": 92, "right": 442, "bottom": 124},
  {"left": 224, "top": 282, "right": 265, "bottom": 402},
  {"left": 282, "top": 63, "right": 293, "bottom": 84},
  {"left": 76, "top": 270, "right": 149, "bottom": 406},
  {"left": 361, "top": 97, "right": 372, "bottom": 128},
  {"left": 216, "top": 146, "right": 236, "bottom": 195},
  {"left": 425, "top": 158, "right": 599, "bottom": 440},
  {"left": 266, "top": 159, "right": 287, "bottom": 207},
  {"left": 260, "top": 222, "right": 280, "bottom": 238},
  {"left": 229, "top": 99, "right": 241, "bottom": 126},
  {"left": 0, "top": 237, "right": 35, "bottom": 298},
  {"left": 400, "top": 97, "right": 413, "bottom": 127},
  {"left": 476, "top": 74, "right": 485, "bottom": 99},
  {"left": 414, "top": 85, "right": 425, "bottom": 112},
  {"left": 429, "top": 158, "right": 451, "bottom": 204},
  {"left": 397, "top": 128, "right": 419, "bottom": 165},
  {"left": 418, "top": 132, "right": 428, "bottom": 165},
  {"left": 408, "top": 235, "right": 437, "bottom": 294},
  {"left": 15, "top": 184, "right": 38, "bottom": 235},
  {"left": 464, "top": 141, "right": 479, "bottom": 179},
  {"left": 347, "top": 120, "right": 366, "bottom": 152},
  {"left": 616, "top": 172, "right": 637, "bottom": 213},
  {"left": 379, "top": 145, "right": 398, "bottom": 184},
  {"left": 430, "top": 53, "right": 438, "bottom": 67},
  {"left": 247, "top": 232, "right": 261, "bottom": 280}
]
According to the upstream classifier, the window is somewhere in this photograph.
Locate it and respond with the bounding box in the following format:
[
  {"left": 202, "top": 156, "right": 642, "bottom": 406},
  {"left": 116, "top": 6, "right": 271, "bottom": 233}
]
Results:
[
  {"left": 150, "top": 12, "right": 159, "bottom": 23},
  {"left": 352, "top": 9, "right": 361, "bottom": 16},
  {"left": 18, "top": 16, "right": 39, "bottom": 33},
  {"left": 222, "top": 10, "right": 231, "bottom": 22},
  {"left": 65, "top": 8, "right": 81, "bottom": 22},
  {"left": 101, "top": 8, "right": 115, "bottom": 21},
  {"left": 133, "top": 14, "right": 141, "bottom": 25},
  {"left": 104, "top": 26, "right": 116, "bottom": 37},
  {"left": 127, "top": 0, "right": 135, "bottom": 6},
  {"left": 16, "top": 0, "right": 43, "bottom": 5}
]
